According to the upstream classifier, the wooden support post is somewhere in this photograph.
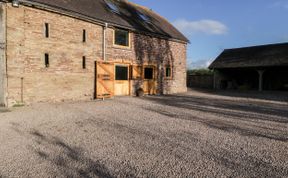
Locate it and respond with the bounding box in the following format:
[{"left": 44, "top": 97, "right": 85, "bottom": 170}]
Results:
[{"left": 257, "top": 70, "right": 265, "bottom": 92}]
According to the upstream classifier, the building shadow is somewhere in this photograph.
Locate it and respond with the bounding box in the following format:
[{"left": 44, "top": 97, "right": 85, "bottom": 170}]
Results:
[
  {"left": 202, "top": 144, "right": 288, "bottom": 177},
  {"left": 189, "top": 87, "right": 288, "bottom": 103},
  {"left": 30, "top": 130, "right": 114, "bottom": 178},
  {"left": 141, "top": 94, "right": 288, "bottom": 142}
]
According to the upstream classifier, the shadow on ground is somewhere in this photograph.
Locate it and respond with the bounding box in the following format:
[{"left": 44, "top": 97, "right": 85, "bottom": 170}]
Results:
[
  {"left": 10, "top": 122, "right": 115, "bottom": 178},
  {"left": 32, "top": 132, "right": 114, "bottom": 178},
  {"left": 142, "top": 93, "right": 288, "bottom": 142},
  {"left": 190, "top": 87, "right": 288, "bottom": 103},
  {"left": 5, "top": 92, "right": 288, "bottom": 177}
]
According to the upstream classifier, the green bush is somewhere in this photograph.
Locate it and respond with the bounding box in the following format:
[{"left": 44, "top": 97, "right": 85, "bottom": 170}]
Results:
[{"left": 187, "top": 69, "right": 214, "bottom": 75}]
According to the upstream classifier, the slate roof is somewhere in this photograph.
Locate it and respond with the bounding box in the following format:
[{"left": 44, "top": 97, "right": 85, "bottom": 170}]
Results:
[
  {"left": 209, "top": 42, "right": 288, "bottom": 69},
  {"left": 17, "top": 0, "right": 188, "bottom": 42}
]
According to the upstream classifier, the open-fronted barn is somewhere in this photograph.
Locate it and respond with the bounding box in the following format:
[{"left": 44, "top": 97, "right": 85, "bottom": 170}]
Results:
[
  {"left": 209, "top": 43, "right": 288, "bottom": 91},
  {"left": 0, "top": 0, "right": 188, "bottom": 106}
]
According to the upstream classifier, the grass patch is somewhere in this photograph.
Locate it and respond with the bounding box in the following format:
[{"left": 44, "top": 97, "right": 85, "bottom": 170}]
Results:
[{"left": 13, "top": 102, "right": 25, "bottom": 108}]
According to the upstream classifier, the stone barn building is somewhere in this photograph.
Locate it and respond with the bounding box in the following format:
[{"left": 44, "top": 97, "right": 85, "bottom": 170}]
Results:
[
  {"left": 0, "top": 0, "right": 188, "bottom": 107},
  {"left": 209, "top": 43, "right": 288, "bottom": 91}
]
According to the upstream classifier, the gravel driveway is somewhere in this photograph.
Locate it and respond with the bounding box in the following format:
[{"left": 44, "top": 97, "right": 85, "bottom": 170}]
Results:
[{"left": 0, "top": 90, "right": 287, "bottom": 177}]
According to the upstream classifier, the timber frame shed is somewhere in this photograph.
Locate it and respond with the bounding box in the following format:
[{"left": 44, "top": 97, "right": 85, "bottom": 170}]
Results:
[{"left": 209, "top": 42, "right": 288, "bottom": 91}]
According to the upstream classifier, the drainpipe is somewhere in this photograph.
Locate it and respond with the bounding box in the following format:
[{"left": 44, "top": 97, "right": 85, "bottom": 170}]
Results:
[
  {"left": 103, "top": 23, "right": 108, "bottom": 61},
  {"left": 101, "top": 23, "right": 108, "bottom": 101}
]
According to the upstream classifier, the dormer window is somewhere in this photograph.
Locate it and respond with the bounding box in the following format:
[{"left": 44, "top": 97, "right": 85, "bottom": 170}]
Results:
[{"left": 105, "top": 0, "right": 120, "bottom": 14}]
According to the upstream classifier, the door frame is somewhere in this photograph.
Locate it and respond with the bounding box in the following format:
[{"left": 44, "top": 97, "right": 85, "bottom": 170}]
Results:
[{"left": 114, "top": 63, "right": 131, "bottom": 96}]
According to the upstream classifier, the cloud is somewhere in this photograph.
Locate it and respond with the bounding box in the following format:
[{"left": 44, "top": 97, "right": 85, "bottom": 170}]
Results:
[
  {"left": 188, "top": 58, "right": 213, "bottom": 69},
  {"left": 173, "top": 19, "right": 228, "bottom": 36}
]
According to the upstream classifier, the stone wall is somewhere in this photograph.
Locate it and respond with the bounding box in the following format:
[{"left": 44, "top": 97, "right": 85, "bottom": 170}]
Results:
[
  {"left": 187, "top": 75, "right": 213, "bottom": 89},
  {"left": 0, "top": 3, "right": 6, "bottom": 106},
  {"left": 5, "top": 4, "right": 187, "bottom": 106}
]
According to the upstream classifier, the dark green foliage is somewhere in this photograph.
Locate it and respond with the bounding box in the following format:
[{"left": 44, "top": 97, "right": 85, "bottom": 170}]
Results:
[{"left": 187, "top": 69, "right": 214, "bottom": 75}]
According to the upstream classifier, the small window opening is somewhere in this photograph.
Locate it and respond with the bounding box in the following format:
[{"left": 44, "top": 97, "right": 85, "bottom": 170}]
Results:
[
  {"left": 144, "top": 67, "right": 154, "bottom": 79},
  {"left": 83, "top": 29, "right": 86, "bottom": 42},
  {"left": 82, "top": 56, "right": 86, "bottom": 69},
  {"left": 166, "top": 66, "right": 171, "bottom": 77},
  {"left": 115, "top": 66, "right": 128, "bottom": 80},
  {"left": 45, "top": 23, "right": 49, "bottom": 38},
  {"left": 114, "top": 28, "right": 129, "bottom": 47},
  {"left": 45, "top": 53, "right": 49, "bottom": 68}
]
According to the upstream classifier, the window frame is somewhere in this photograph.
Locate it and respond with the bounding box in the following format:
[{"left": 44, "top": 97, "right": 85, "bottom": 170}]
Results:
[
  {"left": 44, "top": 23, "right": 49, "bottom": 38},
  {"left": 144, "top": 67, "right": 154, "bottom": 80},
  {"left": 44, "top": 53, "right": 49, "bottom": 68},
  {"left": 82, "top": 56, "right": 86, "bottom": 69},
  {"left": 165, "top": 65, "right": 172, "bottom": 79},
  {"left": 82, "top": 29, "right": 86, "bottom": 43},
  {"left": 115, "top": 65, "right": 129, "bottom": 81},
  {"left": 104, "top": 0, "right": 120, "bottom": 14},
  {"left": 113, "top": 28, "right": 131, "bottom": 49}
]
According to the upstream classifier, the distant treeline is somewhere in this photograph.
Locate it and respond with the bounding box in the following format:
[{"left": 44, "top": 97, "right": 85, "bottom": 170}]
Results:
[{"left": 187, "top": 68, "right": 214, "bottom": 75}]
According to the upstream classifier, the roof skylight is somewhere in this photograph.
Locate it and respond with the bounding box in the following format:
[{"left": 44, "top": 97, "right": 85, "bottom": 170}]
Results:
[
  {"left": 104, "top": 0, "right": 120, "bottom": 14},
  {"left": 137, "top": 12, "right": 150, "bottom": 22}
]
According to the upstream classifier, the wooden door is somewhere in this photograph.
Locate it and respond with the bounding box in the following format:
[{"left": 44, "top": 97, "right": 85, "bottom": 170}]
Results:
[
  {"left": 143, "top": 66, "right": 157, "bottom": 95},
  {"left": 131, "top": 65, "right": 158, "bottom": 95},
  {"left": 114, "top": 64, "right": 130, "bottom": 96},
  {"left": 95, "top": 61, "right": 115, "bottom": 99}
]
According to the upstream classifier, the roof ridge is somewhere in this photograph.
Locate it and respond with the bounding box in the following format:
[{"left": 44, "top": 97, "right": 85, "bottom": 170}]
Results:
[{"left": 225, "top": 42, "right": 288, "bottom": 51}]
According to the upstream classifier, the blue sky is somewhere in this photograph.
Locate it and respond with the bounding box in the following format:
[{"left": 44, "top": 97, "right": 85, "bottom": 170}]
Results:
[{"left": 130, "top": 0, "right": 288, "bottom": 69}]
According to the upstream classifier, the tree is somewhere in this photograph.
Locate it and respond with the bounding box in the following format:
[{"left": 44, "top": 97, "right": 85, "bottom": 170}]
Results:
[{"left": 187, "top": 68, "right": 214, "bottom": 75}]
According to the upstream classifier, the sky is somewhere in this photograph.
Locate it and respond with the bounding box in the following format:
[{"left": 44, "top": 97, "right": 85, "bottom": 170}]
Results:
[{"left": 129, "top": 0, "right": 288, "bottom": 69}]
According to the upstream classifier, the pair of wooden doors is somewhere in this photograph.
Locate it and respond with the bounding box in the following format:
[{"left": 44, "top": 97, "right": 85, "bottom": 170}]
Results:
[
  {"left": 95, "top": 61, "right": 130, "bottom": 99},
  {"left": 95, "top": 61, "right": 158, "bottom": 99}
]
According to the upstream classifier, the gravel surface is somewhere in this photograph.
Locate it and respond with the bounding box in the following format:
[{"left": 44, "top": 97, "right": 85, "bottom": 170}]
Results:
[{"left": 0, "top": 90, "right": 287, "bottom": 178}]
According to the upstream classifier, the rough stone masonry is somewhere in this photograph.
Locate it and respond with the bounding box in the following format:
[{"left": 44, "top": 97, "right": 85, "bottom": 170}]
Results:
[{"left": 0, "top": 1, "right": 187, "bottom": 107}]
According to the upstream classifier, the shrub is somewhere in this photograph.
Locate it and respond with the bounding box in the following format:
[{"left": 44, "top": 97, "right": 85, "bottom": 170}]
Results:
[{"left": 187, "top": 68, "right": 214, "bottom": 75}]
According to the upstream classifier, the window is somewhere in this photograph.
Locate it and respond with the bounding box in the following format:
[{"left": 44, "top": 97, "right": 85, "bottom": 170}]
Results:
[
  {"left": 82, "top": 56, "right": 86, "bottom": 69},
  {"left": 144, "top": 67, "right": 154, "bottom": 79},
  {"left": 137, "top": 12, "right": 150, "bottom": 22},
  {"left": 44, "top": 53, "right": 49, "bottom": 68},
  {"left": 166, "top": 66, "right": 172, "bottom": 78},
  {"left": 83, "top": 29, "right": 86, "bottom": 42},
  {"left": 115, "top": 66, "right": 128, "bottom": 80},
  {"left": 104, "top": 0, "right": 120, "bottom": 14},
  {"left": 114, "top": 28, "right": 129, "bottom": 47},
  {"left": 45, "top": 23, "right": 49, "bottom": 38}
]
